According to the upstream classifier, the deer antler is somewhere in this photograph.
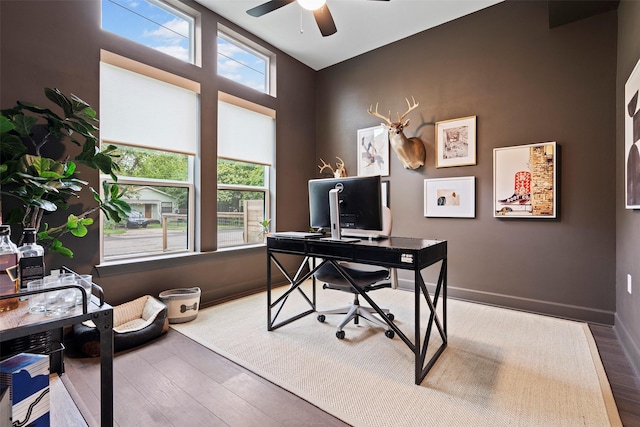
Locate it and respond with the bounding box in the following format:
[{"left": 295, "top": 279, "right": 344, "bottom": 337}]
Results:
[
  {"left": 318, "top": 157, "right": 347, "bottom": 177},
  {"left": 334, "top": 157, "right": 347, "bottom": 177},
  {"left": 318, "top": 158, "right": 335, "bottom": 175},
  {"left": 397, "top": 96, "right": 419, "bottom": 124},
  {"left": 367, "top": 103, "right": 392, "bottom": 125}
]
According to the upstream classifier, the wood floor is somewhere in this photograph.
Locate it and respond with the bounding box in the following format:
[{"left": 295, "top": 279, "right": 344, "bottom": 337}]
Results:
[
  {"left": 61, "top": 325, "right": 640, "bottom": 427},
  {"left": 589, "top": 324, "right": 640, "bottom": 427},
  {"left": 62, "top": 330, "right": 348, "bottom": 427}
]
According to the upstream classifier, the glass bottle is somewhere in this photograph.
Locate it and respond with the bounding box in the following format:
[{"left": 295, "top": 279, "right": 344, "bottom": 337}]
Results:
[
  {"left": 0, "top": 225, "right": 20, "bottom": 311},
  {"left": 18, "top": 228, "right": 45, "bottom": 295}
]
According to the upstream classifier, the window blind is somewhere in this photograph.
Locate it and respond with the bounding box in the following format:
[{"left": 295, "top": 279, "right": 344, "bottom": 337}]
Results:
[
  {"left": 100, "top": 62, "right": 198, "bottom": 155},
  {"left": 217, "top": 100, "right": 274, "bottom": 166}
]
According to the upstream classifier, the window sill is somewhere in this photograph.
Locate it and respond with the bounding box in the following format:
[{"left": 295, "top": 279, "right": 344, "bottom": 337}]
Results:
[{"left": 95, "top": 244, "right": 265, "bottom": 277}]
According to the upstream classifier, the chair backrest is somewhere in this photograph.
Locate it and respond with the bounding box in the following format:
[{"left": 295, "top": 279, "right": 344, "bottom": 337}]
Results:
[
  {"left": 341, "top": 205, "right": 392, "bottom": 239},
  {"left": 339, "top": 206, "right": 393, "bottom": 274},
  {"left": 380, "top": 206, "right": 392, "bottom": 237}
]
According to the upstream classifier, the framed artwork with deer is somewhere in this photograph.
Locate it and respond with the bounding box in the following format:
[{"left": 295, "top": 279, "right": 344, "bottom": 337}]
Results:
[
  {"left": 435, "top": 116, "right": 477, "bottom": 168},
  {"left": 357, "top": 125, "right": 389, "bottom": 176},
  {"left": 493, "top": 141, "right": 557, "bottom": 218}
]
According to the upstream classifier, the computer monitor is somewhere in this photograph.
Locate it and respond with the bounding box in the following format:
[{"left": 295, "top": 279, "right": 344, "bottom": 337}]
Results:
[{"left": 308, "top": 175, "right": 383, "bottom": 240}]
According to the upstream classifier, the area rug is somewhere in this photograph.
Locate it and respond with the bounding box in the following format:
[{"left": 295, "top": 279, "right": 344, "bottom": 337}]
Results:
[{"left": 171, "top": 283, "right": 621, "bottom": 427}]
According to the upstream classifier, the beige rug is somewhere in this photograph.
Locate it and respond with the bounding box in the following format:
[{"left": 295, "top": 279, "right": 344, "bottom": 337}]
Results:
[{"left": 171, "top": 283, "right": 621, "bottom": 427}]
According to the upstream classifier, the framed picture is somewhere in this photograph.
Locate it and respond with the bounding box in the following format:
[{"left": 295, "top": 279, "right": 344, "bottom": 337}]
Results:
[
  {"left": 493, "top": 141, "right": 557, "bottom": 218},
  {"left": 625, "top": 57, "right": 640, "bottom": 209},
  {"left": 423, "top": 176, "right": 475, "bottom": 218},
  {"left": 435, "top": 116, "right": 477, "bottom": 168},
  {"left": 357, "top": 125, "right": 389, "bottom": 176}
]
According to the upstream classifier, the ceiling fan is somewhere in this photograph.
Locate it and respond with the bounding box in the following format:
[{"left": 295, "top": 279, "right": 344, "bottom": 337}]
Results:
[{"left": 247, "top": 0, "right": 390, "bottom": 37}]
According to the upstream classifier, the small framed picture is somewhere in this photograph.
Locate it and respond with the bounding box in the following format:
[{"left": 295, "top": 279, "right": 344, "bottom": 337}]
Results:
[
  {"left": 493, "top": 141, "right": 557, "bottom": 218},
  {"left": 357, "top": 125, "right": 389, "bottom": 176},
  {"left": 435, "top": 116, "right": 477, "bottom": 168},
  {"left": 424, "top": 176, "right": 475, "bottom": 218}
]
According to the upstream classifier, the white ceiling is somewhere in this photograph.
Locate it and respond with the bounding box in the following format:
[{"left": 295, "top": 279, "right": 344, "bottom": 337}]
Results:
[{"left": 195, "top": 0, "right": 503, "bottom": 70}]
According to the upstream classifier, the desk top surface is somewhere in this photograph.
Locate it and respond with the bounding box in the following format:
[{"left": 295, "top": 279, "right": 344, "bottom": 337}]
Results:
[{"left": 269, "top": 234, "right": 445, "bottom": 251}]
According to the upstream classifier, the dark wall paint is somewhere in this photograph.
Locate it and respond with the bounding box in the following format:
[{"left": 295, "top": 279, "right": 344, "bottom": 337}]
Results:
[
  {"left": 0, "top": 1, "right": 316, "bottom": 306},
  {"left": 316, "top": 0, "right": 617, "bottom": 323},
  {"left": 0, "top": 0, "right": 628, "bottom": 332},
  {"left": 0, "top": 1, "right": 102, "bottom": 274},
  {"left": 616, "top": 0, "right": 640, "bottom": 376}
]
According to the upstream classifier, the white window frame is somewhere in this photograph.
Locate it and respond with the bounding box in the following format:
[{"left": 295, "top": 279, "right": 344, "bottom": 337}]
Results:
[
  {"left": 101, "top": 0, "right": 198, "bottom": 65},
  {"left": 99, "top": 174, "right": 196, "bottom": 262},
  {"left": 217, "top": 94, "right": 276, "bottom": 248},
  {"left": 217, "top": 26, "right": 274, "bottom": 95},
  {"left": 217, "top": 168, "right": 271, "bottom": 249},
  {"left": 99, "top": 51, "right": 199, "bottom": 262}
]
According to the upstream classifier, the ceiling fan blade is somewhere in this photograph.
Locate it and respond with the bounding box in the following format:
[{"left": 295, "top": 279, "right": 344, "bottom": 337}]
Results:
[
  {"left": 313, "top": 5, "right": 337, "bottom": 37},
  {"left": 247, "top": 0, "right": 295, "bottom": 17}
]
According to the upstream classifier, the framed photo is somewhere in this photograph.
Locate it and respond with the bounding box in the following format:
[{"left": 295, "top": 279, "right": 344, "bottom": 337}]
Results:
[
  {"left": 625, "top": 57, "right": 640, "bottom": 209},
  {"left": 493, "top": 141, "right": 557, "bottom": 218},
  {"left": 435, "top": 116, "right": 477, "bottom": 168},
  {"left": 423, "top": 176, "right": 475, "bottom": 218},
  {"left": 357, "top": 125, "right": 389, "bottom": 176}
]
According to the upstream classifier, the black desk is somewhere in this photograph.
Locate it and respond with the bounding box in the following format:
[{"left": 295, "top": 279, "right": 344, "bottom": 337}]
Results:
[
  {"left": 266, "top": 235, "right": 447, "bottom": 385},
  {"left": 1, "top": 289, "right": 114, "bottom": 426}
]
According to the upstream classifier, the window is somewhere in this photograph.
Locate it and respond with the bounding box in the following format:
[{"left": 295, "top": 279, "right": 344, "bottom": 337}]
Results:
[
  {"left": 217, "top": 95, "right": 275, "bottom": 248},
  {"left": 217, "top": 31, "right": 270, "bottom": 94},
  {"left": 101, "top": 0, "right": 195, "bottom": 64},
  {"left": 100, "top": 54, "right": 198, "bottom": 261}
]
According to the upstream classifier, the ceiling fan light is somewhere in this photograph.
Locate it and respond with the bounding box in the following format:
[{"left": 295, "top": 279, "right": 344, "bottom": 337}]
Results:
[{"left": 297, "top": 0, "right": 326, "bottom": 11}]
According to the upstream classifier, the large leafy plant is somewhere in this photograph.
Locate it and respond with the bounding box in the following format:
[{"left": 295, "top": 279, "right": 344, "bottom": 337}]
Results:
[{"left": 0, "top": 88, "right": 131, "bottom": 257}]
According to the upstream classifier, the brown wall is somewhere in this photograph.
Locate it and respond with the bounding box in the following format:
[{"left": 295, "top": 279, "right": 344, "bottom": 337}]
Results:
[
  {"left": 316, "top": 0, "right": 618, "bottom": 324},
  {"left": 616, "top": 0, "right": 640, "bottom": 375},
  {"left": 0, "top": 0, "right": 317, "bottom": 306},
  {"left": 1, "top": 1, "right": 630, "bottom": 336}
]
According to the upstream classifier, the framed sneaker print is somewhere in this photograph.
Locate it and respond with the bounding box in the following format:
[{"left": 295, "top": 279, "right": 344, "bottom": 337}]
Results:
[{"left": 493, "top": 142, "right": 557, "bottom": 218}]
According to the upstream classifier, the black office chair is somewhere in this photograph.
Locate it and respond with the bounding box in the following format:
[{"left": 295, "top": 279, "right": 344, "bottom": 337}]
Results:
[{"left": 315, "top": 207, "right": 395, "bottom": 340}]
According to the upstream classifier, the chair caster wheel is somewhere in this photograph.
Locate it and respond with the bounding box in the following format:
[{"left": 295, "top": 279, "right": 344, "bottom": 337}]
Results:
[
  {"left": 386, "top": 313, "right": 395, "bottom": 321},
  {"left": 336, "top": 330, "right": 345, "bottom": 339},
  {"left": 385, "top": 330, "right": 395, "bottom": 339},
  {"left": 317, "top": 314, "right": 326, "bottom": 323}
]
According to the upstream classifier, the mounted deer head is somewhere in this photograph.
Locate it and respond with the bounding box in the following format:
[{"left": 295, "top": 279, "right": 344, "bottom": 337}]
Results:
[
  {"left": 318, "top": 157, "right": 347, "bottom": 178},
  {"left": 368, "top": 97, "right": 426, "bottom": 170}
]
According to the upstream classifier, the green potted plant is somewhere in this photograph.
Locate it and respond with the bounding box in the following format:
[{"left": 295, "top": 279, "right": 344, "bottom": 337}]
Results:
[
  {"left": 0, "top": 88, "right": 130, "bottom": 257},
  {"left": 259, "top": 218, "right": 271, "bottom": 242},
  {"left": 259, "top": 218, "right": 271, "bottom": 234}
]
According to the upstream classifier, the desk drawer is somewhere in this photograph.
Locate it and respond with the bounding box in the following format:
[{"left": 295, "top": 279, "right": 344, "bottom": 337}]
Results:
[
  {"left": 306, "top": 241, "right": 354, "bottom": 260},
  {"left": 355, "top": 247, "right": 408, "bottom": 268},
  {"left": 267, "top": 238, "right": 306, "bottom": 253}
]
